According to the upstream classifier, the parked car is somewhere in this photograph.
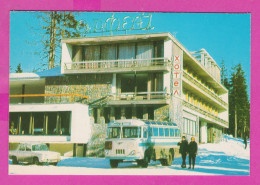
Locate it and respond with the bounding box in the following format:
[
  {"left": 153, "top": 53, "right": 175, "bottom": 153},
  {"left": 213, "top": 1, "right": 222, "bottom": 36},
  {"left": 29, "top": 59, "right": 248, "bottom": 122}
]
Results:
[{"left": 9, "top": 142, "right": 61, "bottom": 165}]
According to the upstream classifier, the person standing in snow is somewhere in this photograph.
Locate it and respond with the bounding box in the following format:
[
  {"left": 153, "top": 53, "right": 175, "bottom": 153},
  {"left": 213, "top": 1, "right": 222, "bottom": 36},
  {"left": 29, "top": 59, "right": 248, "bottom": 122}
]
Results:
[
  {"left": 188, "top": 137, "right": 198, "bottom": 169},
  {"left": 244, "top": 136, "right": 247, "bottom": 149},
  {"left": 178, "top": 136, "right": 189, "bottom": 168}
]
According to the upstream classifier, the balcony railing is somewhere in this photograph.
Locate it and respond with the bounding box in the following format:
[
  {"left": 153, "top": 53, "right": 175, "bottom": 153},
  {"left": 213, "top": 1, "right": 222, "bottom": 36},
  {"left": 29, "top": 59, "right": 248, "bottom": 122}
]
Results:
[
  {"left": 64, "top": 58, "right": 171, "bottom": 71},
  {"left": 183, "top": 71, "right": 228, "bottom": 108},
  {"left": 183, "top": 100, "right": 228, "bottom": 126},
  {"left": 110, "top": 91, "right": 170, "bottom": 101}
]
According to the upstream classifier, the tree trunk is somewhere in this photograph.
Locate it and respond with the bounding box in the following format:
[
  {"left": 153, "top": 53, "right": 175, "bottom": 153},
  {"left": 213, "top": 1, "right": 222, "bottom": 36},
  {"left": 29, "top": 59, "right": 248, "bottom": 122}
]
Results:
[
  {"left": 48, "top": 12, "right": 57, "bottom": 69},
  {"left": 234, "top": 105, "right": 237, "bottom": 138}
]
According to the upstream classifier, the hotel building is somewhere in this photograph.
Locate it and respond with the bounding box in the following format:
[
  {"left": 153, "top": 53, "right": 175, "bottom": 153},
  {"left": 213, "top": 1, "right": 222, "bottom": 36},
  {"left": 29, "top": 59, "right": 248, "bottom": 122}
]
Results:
[{"left": 9, "top": 32, "right": 229, "bottom": 155}]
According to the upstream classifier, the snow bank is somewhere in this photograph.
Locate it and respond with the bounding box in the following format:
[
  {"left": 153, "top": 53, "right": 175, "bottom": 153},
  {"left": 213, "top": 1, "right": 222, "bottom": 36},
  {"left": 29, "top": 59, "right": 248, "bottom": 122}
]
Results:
[{"left": 199, "top": 135, "right": 250, "bottom": 160}]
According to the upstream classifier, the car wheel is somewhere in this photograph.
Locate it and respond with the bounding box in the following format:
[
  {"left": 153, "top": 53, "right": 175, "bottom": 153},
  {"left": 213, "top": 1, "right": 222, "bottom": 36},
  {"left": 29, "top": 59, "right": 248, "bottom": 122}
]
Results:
[
  {"left": 33, "top": 157, "right": 41, "bottom": 165},
  {"left": 110, "top": 160, "right": 119, "bottom": 168},
  {"left": 51, "top": 162, "right": 58, "bottom": 166},
  {"left": 12, "top": 156, "right": 18, "bottom": 164}
]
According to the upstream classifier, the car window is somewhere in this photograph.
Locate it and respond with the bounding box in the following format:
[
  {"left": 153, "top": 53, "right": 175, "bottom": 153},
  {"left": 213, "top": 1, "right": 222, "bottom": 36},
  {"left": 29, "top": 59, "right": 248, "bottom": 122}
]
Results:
[
  {"left": 26, "top": 145, "right": 31, "bottom": 151},
  {"left": 19, "top": 144, "right": 25, "bottom": 151},
  {"left": 32, "top": 144, "right": 48, "bottom": 151}
]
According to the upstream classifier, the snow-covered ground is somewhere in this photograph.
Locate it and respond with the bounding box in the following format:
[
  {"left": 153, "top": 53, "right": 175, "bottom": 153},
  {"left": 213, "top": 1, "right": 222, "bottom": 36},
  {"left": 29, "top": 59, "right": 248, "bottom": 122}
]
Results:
[{"left": 8, "top": 135, "right": 250, "bottom": 175}]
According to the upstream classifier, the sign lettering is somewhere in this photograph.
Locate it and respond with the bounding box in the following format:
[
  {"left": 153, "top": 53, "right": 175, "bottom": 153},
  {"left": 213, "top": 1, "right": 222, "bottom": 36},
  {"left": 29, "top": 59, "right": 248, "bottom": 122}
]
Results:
[{"left": 76, "top": 13, "right": 155, "bottom": 35}]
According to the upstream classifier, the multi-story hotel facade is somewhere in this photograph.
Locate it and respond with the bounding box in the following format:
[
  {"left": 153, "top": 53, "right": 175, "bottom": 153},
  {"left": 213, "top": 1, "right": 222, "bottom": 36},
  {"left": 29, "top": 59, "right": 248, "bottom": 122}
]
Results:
[{"left": 9, "top": 32, "right": 228, "bottom": 155}]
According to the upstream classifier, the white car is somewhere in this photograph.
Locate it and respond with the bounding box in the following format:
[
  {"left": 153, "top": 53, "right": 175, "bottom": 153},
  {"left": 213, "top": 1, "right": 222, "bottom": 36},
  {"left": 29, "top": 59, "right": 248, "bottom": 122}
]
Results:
[{"left": 9, "top": 142, "right": 61, "bottom": 165}]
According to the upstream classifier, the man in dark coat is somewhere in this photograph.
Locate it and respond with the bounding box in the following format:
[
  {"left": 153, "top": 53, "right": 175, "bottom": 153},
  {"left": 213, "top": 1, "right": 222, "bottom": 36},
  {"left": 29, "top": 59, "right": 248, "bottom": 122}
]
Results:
[
  {"left": 178, "top": 136, "right": 189, "bottom": 168},
  {"left": 188, "top": 137, "right": 198, "bottom": 169}
]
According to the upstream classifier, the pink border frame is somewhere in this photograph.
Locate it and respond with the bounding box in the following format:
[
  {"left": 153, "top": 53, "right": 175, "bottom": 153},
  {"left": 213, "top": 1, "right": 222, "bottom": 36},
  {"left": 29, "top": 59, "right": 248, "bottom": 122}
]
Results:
[{"left": 0, "top": 0, "right": 258, "bottom": 184}]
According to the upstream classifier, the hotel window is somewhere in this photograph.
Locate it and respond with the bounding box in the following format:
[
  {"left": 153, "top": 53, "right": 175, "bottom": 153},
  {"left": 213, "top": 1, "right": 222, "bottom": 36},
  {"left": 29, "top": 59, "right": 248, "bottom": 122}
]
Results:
[
  {"left": 84, "top": 45, "right": 101, "bottom": 61},
  {"left": 9, "top": 112, "right": 71, "bottom": 136},
  {"left": 118, "top": 43, "right": 135, "bottom": 67},
  {"left": 72, "top": 46, "right": 83, "bottom": 62},
  {"left": 101, "top": 44, "right": 117, "bottom": 60},
  {"left": 195, "top": 98, "right": 198, "bottom": 106},
  {"left": 191, "top": 95, "right": 194, "bottom": 104},
  {"left": 185, "top": 92, "right": 188, "bottom": 101},
  {"left": 136, "top": 42, "right": 154, "bottom": 66}
]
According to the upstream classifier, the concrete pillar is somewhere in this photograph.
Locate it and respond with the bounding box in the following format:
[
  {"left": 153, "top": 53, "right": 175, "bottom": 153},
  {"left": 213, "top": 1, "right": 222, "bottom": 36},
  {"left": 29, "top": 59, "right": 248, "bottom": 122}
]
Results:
[
  {"left": 143, "top": 107, "right": 148, "bottom": 120},
  {"left": 110, "top": 107, "right": 115, "bottom": 121},
  {"left": 18, "top": 114, "right": 21, "bottom": 134},
  {"left": 44, "top": 113, "right": 48, "bottom": 135},
  {"left": 147, "top": 74, "right": 152, "bottom": 100},
  {"left": 200, "top": 121, "right": 207, "bottom": 143},
  {"left": 163, "top": 72, "right": 170, "bottom": 94},
  {"left": 132, "top": 106, "right": 137, "bottom": 119},
  {"left": 100, "top": 108, "right": 105, "bottom": 125},
  {"left": 121, "top": 107, "right": 126, "bottom": 120},
  {"left": 97, "top": 108, "right": 101, "bottom": 124},
  {"left": 112, "top": 73, "right": 116, "bottom": 99}
]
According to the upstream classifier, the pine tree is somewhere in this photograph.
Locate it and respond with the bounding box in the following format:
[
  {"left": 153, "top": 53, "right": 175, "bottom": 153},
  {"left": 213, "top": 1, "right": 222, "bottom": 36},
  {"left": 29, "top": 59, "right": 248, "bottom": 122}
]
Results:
[
  {"left": 15, "top": 63, "right": 23, "bottom": 73},
  {"left": 228, "top": 64, "right": 250, "bottom": 138},
  {"left": 36, "top": 11, "right": 80, "bottom": 70},
  {"left": 220, "top": 60, "right": 230, "bottom": 90}
]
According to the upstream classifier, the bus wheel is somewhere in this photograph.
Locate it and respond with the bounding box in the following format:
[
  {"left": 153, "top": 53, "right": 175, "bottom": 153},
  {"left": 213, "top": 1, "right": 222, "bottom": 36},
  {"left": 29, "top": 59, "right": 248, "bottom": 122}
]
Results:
[
  {"left": 166, "top": 153, "right": 173, "bottom": 166},
  {"left": 12, "top": 156, "right": 18, "bottom": 164},
  {"left": 169, "top": 149, "right": 175, "bottom": 161},
  {"left": 110, "top": 160, "right": 119, "bottom": 168},
  {"left": 139, "top": 155, "right": 149, "bottom": 168},
  {"left": 161, "top": 153, "right": 172, "bottom": 166}
]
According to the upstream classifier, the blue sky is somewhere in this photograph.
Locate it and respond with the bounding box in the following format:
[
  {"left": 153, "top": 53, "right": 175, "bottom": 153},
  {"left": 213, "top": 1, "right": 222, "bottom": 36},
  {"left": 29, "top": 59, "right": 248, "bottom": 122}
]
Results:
[{"left": 10, "top": 12, "right": 250, "bottom": 91}]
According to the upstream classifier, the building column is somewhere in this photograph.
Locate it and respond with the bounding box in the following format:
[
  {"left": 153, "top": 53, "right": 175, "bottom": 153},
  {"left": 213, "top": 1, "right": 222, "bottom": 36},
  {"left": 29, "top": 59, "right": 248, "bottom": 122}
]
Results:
[
  {"left": 200, "top": 121, "right": 207, "bottom": 143},
  {"left": 112, "top": 73, "right": 116, "bottom": 100},
  {"left": 143, "top": 107, "right": 148, "bottom": 120},
  {"left": 110, "top": 107, "right": 115, "bottom": 121},
  {"left": 121, "top": 107, "right": 126, "bottom": 120},
  {"left": 97, "top": 108, "right": 101, "bottom": 124},
  {"left": 18, "top": 114, "right": 22, "bottom": 135},
  {"left": 100, "top": 108, "right": 105, "bottom": 125},
  {"left": 132, "top": 106, "right": 137, "bottom": 119},
  {"left": 147, "top": 74, "right": 152, "bottom": 100}
]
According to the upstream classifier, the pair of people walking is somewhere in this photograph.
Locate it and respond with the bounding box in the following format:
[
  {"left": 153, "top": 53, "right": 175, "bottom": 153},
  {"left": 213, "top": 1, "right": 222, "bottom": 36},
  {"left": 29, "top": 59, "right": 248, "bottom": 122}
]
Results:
[{"left": 178, "top": 136, "right": 198, "bottom": 169}]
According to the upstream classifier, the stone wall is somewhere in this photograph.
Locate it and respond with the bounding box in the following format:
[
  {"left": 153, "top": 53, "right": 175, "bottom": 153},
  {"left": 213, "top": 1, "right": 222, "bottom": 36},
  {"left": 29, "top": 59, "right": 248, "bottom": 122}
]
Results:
[
  {"left": 87, "top": 120, "right": 107, "bottom": 157},
  {"left": 154, "top": 105, "right": 170, "bottom": 121},
  {"left": 44, "top": 74, "right": 112, "bottom": 104}
]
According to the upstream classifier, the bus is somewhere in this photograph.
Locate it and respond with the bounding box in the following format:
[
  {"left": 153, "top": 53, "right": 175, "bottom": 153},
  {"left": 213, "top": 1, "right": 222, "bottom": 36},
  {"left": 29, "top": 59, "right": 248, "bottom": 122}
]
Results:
[{"left": 105, "top": 119, "right": 181, "bottom": 168}]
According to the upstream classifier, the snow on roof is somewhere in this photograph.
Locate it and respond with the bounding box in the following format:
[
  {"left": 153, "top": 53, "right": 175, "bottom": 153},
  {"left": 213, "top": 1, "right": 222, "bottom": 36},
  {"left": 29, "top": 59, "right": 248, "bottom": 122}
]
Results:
[
  {"left": 10, "top": 73, "right": 40, "bottom": 79},
  {"left": 10, "top": 67, "right": 64, "bottom": 80}
]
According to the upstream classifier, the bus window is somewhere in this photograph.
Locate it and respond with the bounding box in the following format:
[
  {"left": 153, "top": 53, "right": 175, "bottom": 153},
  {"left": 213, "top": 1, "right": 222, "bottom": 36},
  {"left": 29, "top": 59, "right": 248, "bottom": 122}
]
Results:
[
  {"left": 143, "top": 127, "right": 148, "bottom": 138},
  {"left": 153, "top": 127, "right": 158, "bottom": 137},
  {"left": 148, "top": 127, "right": 153, "bottom": 137},
  {"left": 165, "top": 128, "right": 169, "bottom": 137},
  {"left": 159, "top": 128, "right": 164, "bottom": 137},
  {"left": 108, "top": 127, "right": 121, "bottom": 138},
  {"left": 170, "top": 128, "right": 174, "bottom": 137},
  {"left": 175, "top": 129, "right": 180, "bottom": 137},
  {"left": 122, "top": 127, "right": 141, "bottom": 138}
]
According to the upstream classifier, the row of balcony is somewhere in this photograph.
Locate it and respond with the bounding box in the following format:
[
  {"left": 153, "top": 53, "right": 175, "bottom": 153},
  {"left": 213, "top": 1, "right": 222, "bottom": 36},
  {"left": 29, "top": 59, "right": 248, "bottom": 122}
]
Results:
[
  {"left": 183, "top": 100, "right": 228, "bottom": 127},
  {"left": 63, "top": 58, "right": 171, "bottom": 73},
  {"left": 183, "top": 71, "right": 228, "bottom": 108}
]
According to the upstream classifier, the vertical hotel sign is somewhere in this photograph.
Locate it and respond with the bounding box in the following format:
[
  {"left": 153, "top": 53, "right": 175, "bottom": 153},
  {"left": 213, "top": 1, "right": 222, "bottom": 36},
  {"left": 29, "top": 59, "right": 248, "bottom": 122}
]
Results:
[{"left": 173, "top": 55, "right": 182, "bottom": 97}]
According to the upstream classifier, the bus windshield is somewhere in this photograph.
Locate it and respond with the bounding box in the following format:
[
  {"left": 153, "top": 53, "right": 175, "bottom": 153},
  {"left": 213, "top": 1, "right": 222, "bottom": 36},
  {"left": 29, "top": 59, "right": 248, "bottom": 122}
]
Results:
[
  {"left": 122, "top": 127, "right": 141, "bottom": 138},
  {"left": 108, "top": 127, "right": 121, "bottom": 138}
]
